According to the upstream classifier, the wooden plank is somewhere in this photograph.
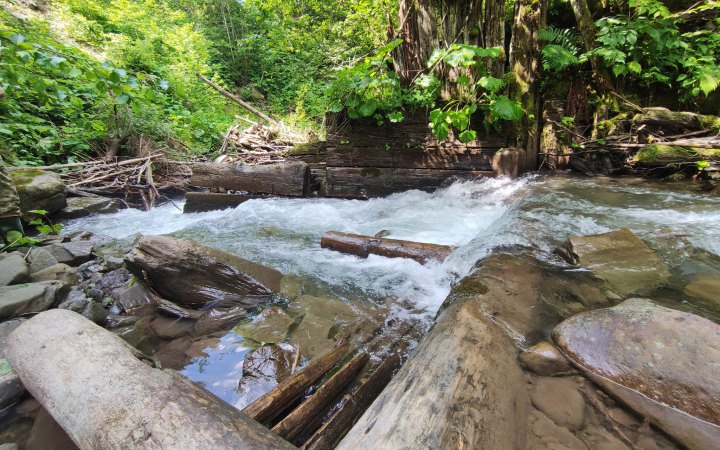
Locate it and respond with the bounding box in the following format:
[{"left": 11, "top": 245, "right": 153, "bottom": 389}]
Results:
[
  {"left": 5, "top": 309, "right": 295, "bottom": 450},
  {"left": 325, "top": 167, "right": 494, "bottom": 199},
  {"left": 190, "top": 162, "right": 310, "bottom": 196},
  {"left": 183, "top": 192, "right": 263, "bottom": 213},
  {"left": 272, "top": 351, "right": 370, "bottom": 442},
  {"left": 243, "top": 341, "right": 350, "bottom": 426},
  {"left": 326, "top": 145, "right": 496, "bottom": 170}
]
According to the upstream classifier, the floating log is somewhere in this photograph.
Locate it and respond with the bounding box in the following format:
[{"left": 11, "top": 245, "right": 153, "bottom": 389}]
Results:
[
  {"left": 5, "top": 309, "right": 294, "bottom": 450},
  {"left": 336, "top": 290, "right": 529, "bottom": 448},
  {"left": 190, "top": 161, "right": 310, "bottom": 197},
  {"left": 303, "top": 351, "right": 402, "bottom": 450},
  {"left": 272, "top": 351, "right": 370, "bottom": 442},
  {"left": 243, "top": 341, "right": 350, "bottom": 426},
  {"left": 324, "top": 167, "right": 493, "bottom": 198},
  {"left": 183, "top": 192, "right": 263, "bottom": 213},
  {"left": 125, "top": 235, "right": 282, "bottom": 309},
  {"left": 320, "top": 231, "right": 452, "bottom": 264}
]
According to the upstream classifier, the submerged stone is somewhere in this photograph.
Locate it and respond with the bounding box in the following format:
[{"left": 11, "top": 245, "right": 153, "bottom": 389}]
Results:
[
  {"left": 235, "top": 306, "right": 296, "bottom": 345},
  {"left": 530, "top": 377, "right": 585, "bottom": 431},
  {"left": 560, "top": 229, "right": 670, "bottom": 296},
  {"left": 553, "top": 298, "right": 720, "bottom": 449},
  {"left": 288, "top": 295, "right": 358, "bottom": 359},
  {"left": 684, "top": 274, "right": 720, "bottom": 306}
]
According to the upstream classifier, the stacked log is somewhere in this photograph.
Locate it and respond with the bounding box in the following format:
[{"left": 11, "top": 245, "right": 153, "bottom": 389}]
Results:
[{"left": 190, "top": 161, "right": 310, "bottom": 197}]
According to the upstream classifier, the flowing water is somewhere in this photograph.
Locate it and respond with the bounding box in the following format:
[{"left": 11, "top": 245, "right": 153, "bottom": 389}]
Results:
[{"left": 61, "top": 175, "right": 720, "bottom": 408}]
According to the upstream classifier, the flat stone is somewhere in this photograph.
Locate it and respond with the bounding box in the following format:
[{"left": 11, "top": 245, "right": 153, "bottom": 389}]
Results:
[
  {"left": 54, "top": 196, "right": 119, "bottom": 220},
  {"left": 520, "top": 341, "right": 573, "bottom": 376},
  {"left": 288, "top": 295, "right": 358, "bottom": 359},
  {"left": 553, "top": 298, "right": 720, "bottom": 449},
  {"left": 530, "top": 377, "right": 586, "bottom": 431},
  {"left": 28, "top": 248, "right": 59, "bottom": 274},
  {"left": 0, "top": 318, "right": 26, "bottom": 358},
  {"left": 0, "top": 253, "right": 29, "bottom": 287},
  {"left": 44, "top": 241, "right": 94, "bottom": 266},
  {"left": 30, "top": 263, "right": 78, "bottom": 285},
  {"left": 235, "top": 306, "right": 296, "bottom": 345},
  {"left": 58, "top": 289, "right": 91, "bottom": 313},
  {"left": 0, "top": 281, "right": 65, "bottom": 319},
  {"left": 684, "top": 274, "right": 720, "bottom": 305},
  {"left": 560, "top": 229, "right": 670, "bottom": 296},
  {"left": 111, "top": 283, "right": 158, "bottom": 312}
]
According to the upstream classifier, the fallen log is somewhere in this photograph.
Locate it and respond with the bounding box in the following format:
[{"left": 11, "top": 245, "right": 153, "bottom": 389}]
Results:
[
  {"left": 5, "top": 309, "right": 294, "bottom": 450},
  {"left": 320, "top": 231, "right": 453, "bottom": 264},
  {"left": 196, "top": 73, "right": 278, "bottom": 126},
  {"left": 272, "top": 351, "right": 369, "bottom": 442},
  {"left": 303, "top": 352, "right": 402, "bottom": 450},
  {"left": 125, "top": 235, "right": 282, "bottom": 309},
  {"left": 190, "top": 161, "right": 310, "bottom": 197},
  {"left": 336, "top": 283, "right": 529, "bottom": 449},
  {"left": 244, "top": 341, "right": 350, "bottom": 426}
]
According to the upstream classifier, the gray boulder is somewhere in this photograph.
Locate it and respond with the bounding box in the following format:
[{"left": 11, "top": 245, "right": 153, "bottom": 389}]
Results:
[
  {"left": 30, "top": 263, "right": 79, "bottom": 286},
  {"left": 553, "top": 298, "right": 720, "bottom": 449},
  {"left": 8, "top": 169, "right": 66, "bottom": 217},
  {"left": 28, "top": 248, "right": 59, "bottom": 274},
  {"left": 54, "top": 196, "right": 120, "bottom": 220},
  {"left": 44, "top": 241, "right": 94, "bottom": 267},
  {"left": 0, "top": 281, "right": 66, "bottom": 319},
  {"left": 0, "top": 253, "right": 29, "bottom": 287}
]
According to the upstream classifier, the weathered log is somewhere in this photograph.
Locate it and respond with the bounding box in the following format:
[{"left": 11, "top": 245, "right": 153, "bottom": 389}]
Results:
[
  {"left": 303, "top": 352, "right": 402, "bottom": 450},
  {"left": 183, "top": 192, "right": 263, "bottom": 213},
  {"left": 324, "top": 167, "right": 493, "bottom": 198},
  {"left": 633, "top": 107, "right": 703, "bottom": 130},
  {"left": 5, "top": 309, "right": 295, "bottom": 450},
  {"left": 190, "top": 162, "right": 310, "bottom": 196},
  {"left": 243, "top": 341, "right": 350, "bottom": 426},
  {"left": 320, "top": 231, "right": 452, "bottom": 264},
  {"left": 272, "top": 351, "right": 370, "bottom": 442},
  {"left": 125, "top": 235, "right": 282, "bottom": 309},
  {"left": 336, "top": 274, "right": 529, "bottom": 449},
  {"left": 326, "top": 146, "right": 495, "bottom": 171}
]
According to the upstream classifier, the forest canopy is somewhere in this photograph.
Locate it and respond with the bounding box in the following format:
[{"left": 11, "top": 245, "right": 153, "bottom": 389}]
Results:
[{"left": 0, "top": 0, "right": 718, "bottom": 165}]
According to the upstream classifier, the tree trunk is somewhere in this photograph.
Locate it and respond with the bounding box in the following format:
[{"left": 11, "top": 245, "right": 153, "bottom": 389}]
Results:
[
  {"left": 568, "top": 0, "right": 613, "bottom": 89},
  {"left": 394, "top": 0, "right": 438, "bottom": 86},
  {"left": 510, "top": 0, "right": 548, "bottom": 171},
  {"left": 483, "top": 0, "right": 506, "bottom": 78},
  {"left": 5, "top": 309, "right": 295, "bottom": 450}
]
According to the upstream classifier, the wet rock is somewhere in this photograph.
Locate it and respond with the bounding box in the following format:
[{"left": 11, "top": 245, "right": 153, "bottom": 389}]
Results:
[
  {"left": 520, "top": 341, "right": 573, "bottom": 376},
  {"left": 27, "top": 248, "right": 58, "bottom": 274},
  {"left": 44, "top": 241, "right": 94, "bottom": 267},
  {"left": 125, "top": 235, "right": 282, "bottom": 309},
  {"left": 150, "top": 315, "right": 195, "bottom": 339},
  {"left": 0, "top": 318, "right": 27, "bottom": 409},
  {"left": 25, "top": 407, "right": 78, "bottom": 450},
  {"left": 192, "top": 307, "right": 246, "bottom": 336},
  {"left": 0, "top": 253, "right": 29, "bottom": 287},
  {"left": 185, "top": 337, "right": 221, "bottom": 359},
  {"left": 0, "top": 281, "right": 66, "bottom": 319},
  {"left": 0, "top": 444, "right": 19, "bottom": 450},
  {"left": 157, "top": 299, "right": 205, "bottom": 320},
  {"left": 559, "top": 229, "right": 670, "bottom": 296},
  {"left": 111, "top": 283, "right": 158, "bottom": 312},
  {"left": 94, "top": 268, "right": 130, "bottom": 298},
  {"left": 58, "top": 289, "right": 91, "bottom": 313},
  {"left": 81, "top": 301, "right": 108, "bottom": 324},
  {"left": 235, "top": 306, "right": 296, "bottom": 345},
  {"left": 684, "top": 274, "right": 720, "bottom": 305},
  {"left": 530, "top": 377, "right": 586, "bottom": 431},
  {"left": 54, "top": 196, "right": 119, "bottom": 220},
  {"left": 30, "top": 263, "right": 78, "bottom": 285},
  {"left": 237, "top": 344, "right": 294, "bottom": 409},
  {"left": 528, "top": 409, "right": 587, "bottom": 450},
  {"left": 553, "top": 298, "right": 720, "bottom": 449},
  {"left": 288, "top": 295, "right": 358, "bottom": 359},
  {"left": 104, "top": 314, "right": 138, "bottom": 329},
  {"left": 9, "top": 169, "right": 66, "bottom": 217},
  {"left": 92, "top": 233, "right": 141, "bottom": 261}
]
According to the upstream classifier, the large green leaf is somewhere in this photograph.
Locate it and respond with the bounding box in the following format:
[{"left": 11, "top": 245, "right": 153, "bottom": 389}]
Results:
[{"left": 489, "top": 96, "right": 524, "bottom": 121}]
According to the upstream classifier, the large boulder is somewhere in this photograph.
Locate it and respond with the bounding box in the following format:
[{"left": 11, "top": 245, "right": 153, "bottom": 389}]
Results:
[
  {"left": 553, "top": 298, "right": 720, "bottom": 449},
  {"left": 8, "top": 169, "right": 66, "bottom": 217},
  {"left": 0, "top": 281, "right": 66, "bottom": 319},
  {"left": 0, "top": 253, "right": 29, "bottom": 287},
  {"left": 125, "top": 235, "right": 282, "bottom": 309},
  {"left": 54, "top": 196, "right": 120, "bottom": 220},
  {"left": 559, "top": 229, "right": 670, "bottom": 296}
]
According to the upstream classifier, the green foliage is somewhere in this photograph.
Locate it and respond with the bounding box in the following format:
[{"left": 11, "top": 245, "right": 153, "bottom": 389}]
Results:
[
  {"left": 590, "top": 0, "right": 720, "bottom": 98},
  {"left": 27, "top": 209, "right": 62, "bottom": 235},
  {"left": 0, "top": 230, "right": 38, "bottom": 252},
  {"left": 538, "top": 26, "right": 581, "bottom": 71}
]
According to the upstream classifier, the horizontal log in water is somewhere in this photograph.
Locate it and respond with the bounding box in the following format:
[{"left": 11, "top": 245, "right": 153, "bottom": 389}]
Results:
[
  {"left": 5, "top": 309, "right": 294, "bottom": 450},
  {"left": 183, "top": 192, "right": 264, "bottom": 213},
  {"left": 243, "top": 341, "right": 350, "bottom": 426},
  {"left": 320, "top": 231, "right": 452, "bottom": 264},
  {"left": 190, "top": 161, "right": 310, "bottom": 196}
]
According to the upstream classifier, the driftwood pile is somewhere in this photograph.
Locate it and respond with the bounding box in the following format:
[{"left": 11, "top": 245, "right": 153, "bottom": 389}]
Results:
[{"left": 215, "top": 122, "right": 296, "bottom": 166}]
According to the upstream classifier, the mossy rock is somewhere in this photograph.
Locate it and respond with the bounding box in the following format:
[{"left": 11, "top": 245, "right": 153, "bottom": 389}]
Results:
[
  {"left": 699, "top": 114, "right": 720, "bottom": 132},
  {"left": 8, "top": 169, "right": 66, "bottom": 217},
  {"left": 633, "top": 144, "right": 720, "bottom": 165}
]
